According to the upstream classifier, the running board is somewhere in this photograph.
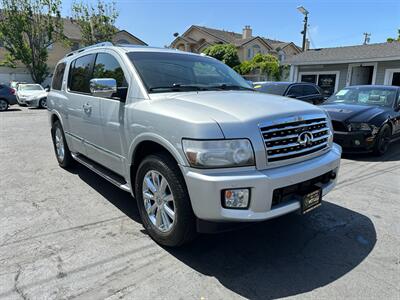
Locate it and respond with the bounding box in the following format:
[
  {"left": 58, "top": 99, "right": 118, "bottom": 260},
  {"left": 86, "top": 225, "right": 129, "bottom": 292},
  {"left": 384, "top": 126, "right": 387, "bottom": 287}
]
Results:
[{"left": 72, "top": 153, "right": 131, "bottom": 193}]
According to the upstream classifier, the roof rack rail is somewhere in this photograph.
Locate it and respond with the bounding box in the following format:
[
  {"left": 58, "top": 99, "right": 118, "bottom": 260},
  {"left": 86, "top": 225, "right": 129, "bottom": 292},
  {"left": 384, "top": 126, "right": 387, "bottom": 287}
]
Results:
[{"left": 65, "top": 41, "right": 114, "bottom": 57}]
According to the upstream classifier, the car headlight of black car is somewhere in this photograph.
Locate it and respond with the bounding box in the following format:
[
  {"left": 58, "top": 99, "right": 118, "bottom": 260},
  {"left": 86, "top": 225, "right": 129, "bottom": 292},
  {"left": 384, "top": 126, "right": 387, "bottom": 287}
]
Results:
[{"left": 347, "top": 123, "right": 372, "bottom": 132}]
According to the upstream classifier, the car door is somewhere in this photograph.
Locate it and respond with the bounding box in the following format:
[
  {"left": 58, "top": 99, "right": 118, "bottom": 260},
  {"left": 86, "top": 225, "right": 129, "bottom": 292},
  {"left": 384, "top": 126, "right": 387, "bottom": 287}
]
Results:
[
  {"left": 66, "top": 53, "right": 104, "bottom": 160},
  {"left": 90, "top": 51, "right": 130, "bottom": 176}
]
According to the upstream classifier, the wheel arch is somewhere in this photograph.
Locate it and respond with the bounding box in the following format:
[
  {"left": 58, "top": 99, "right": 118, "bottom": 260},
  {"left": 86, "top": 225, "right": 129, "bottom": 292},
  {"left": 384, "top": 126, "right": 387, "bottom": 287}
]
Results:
[{"left": 128, "top": 134, "right": 187, "bottom": 194}]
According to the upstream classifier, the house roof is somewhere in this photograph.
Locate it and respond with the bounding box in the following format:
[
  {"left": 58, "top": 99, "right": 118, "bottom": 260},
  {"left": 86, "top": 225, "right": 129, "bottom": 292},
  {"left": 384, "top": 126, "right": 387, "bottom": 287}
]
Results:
[
  {"left": 285, "top": 42, "right": 400, "bottom": 65},
  {"left": 62, "top": 18, "right": 147, "bottom": 45},
  {"left": 175, "top": 25, "right": 297, "bottom": 51}
]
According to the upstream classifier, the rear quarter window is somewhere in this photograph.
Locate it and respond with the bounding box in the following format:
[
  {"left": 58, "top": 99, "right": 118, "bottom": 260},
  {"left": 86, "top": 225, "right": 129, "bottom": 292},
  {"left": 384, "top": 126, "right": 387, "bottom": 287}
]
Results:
[
  {"left": 68, "top": 54, "right": 95, "bottom": 93},
  {"left": 52, "top": 62, "right": 66, "bottom": 91}
]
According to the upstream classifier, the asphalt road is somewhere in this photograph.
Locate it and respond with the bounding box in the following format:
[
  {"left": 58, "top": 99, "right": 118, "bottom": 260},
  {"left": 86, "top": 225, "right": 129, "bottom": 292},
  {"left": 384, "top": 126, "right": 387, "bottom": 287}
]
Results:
[{"left": 1, "top": 107, "right": 399, "bottom": 299}]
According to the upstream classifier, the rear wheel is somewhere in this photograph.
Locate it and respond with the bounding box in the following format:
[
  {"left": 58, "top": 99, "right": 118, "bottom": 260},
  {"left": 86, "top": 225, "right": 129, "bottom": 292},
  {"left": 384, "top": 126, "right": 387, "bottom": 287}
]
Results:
[
  {"left": 39, "top": 98, "right": 47, "bottom": 109},
  {"left": 373, "top": 124, "right": 391, "bottom": 156},
  {"left": 51, "top": 120, "right": 74, "bottom": 168},
  {"left": 135, "top": 153, "right": 196, "bottom": 247},
  {"left": 0, "top": 99, "right": 9, "bottom": 111}
]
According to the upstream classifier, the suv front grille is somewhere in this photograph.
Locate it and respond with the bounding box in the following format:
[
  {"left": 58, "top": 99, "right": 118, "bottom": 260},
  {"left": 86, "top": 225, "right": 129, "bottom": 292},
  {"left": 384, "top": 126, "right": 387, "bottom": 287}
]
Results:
[{"left": 260, "top": 117, "right": 331, "bottom": 163}]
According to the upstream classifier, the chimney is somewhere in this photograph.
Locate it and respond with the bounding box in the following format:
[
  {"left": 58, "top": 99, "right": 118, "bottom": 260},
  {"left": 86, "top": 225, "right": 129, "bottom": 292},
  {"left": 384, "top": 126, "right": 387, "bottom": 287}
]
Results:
[
  {"left": 305, "top": 39, "right": 310, "bottom": 51},
  {"left": 242, "top": 25, "right": 252, "bottom": 39}
]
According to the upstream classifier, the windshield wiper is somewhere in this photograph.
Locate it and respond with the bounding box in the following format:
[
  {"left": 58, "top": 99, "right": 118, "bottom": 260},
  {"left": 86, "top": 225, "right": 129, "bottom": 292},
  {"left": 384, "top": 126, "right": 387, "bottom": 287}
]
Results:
[
  {"left": 148, "top": 83, "right": 210, "bottom": 92},
  {"left": 208, "top": 84, "right": 254, "bottom": 91}
]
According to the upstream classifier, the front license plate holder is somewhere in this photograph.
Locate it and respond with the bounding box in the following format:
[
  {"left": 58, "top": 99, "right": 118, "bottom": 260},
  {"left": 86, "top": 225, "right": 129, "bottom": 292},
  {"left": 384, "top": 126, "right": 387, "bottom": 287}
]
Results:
[{"left": 301, "top": 186, "right": 322, "bottom": 214}]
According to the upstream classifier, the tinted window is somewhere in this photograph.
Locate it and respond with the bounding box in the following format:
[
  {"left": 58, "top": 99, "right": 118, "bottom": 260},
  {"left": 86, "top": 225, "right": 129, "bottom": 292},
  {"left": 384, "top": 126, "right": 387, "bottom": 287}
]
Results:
[
  {"left": 303, "top": 85, "right": 319, "bottom": 96},
  {"left": 254, "top": 83, "right": 288, "bottom": 95},
  {"left": 287, "top": 85, "right": 304, "bottom": 97},
  {"left": 127, "top": 52, "right": 251, "bottom": 93},
  {"left": 52, "top": 63, "right": 66, "bottom": 91},
  {"left": 93, "top": 53, "right": 128, "bottom": 99},
  {"left": 301, "top": 74, "right": 317, "bottom": 84},
  {"left": 68, "top": 54, "right": 95, "bottom": 93}
]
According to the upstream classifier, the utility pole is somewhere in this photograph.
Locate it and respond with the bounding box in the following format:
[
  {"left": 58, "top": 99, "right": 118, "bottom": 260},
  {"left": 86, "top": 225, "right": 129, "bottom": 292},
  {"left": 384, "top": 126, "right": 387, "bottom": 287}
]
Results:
[
  {"left": 363, "top": 32, "right": 371, "bottom": 45},
  {"left": 297, "top": 6, "right": 309, "bottom": 51}
]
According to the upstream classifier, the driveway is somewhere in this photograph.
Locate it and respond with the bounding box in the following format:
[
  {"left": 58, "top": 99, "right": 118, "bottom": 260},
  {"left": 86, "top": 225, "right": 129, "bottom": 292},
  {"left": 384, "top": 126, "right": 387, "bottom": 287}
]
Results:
[{"left": 1, "top": 107, "right": 399, "bottom": 299}]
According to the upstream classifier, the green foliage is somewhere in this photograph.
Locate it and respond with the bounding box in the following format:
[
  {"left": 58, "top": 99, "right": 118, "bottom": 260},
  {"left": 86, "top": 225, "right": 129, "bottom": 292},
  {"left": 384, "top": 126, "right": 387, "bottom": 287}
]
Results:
[
  {"left": 72, "top": 0, "right": 119, "bottom": 46},
  {"left": 202, "top": 44, "right": 240, "bottom": 68},
  {"left": 387, "top": 29, "right": 400, "bottom": 43},
  {"left": 0, "top": 0, "right": 64, "bottom": 83},
  {"left": 235, "top": 53, "right": 286, "bottom": 80}
]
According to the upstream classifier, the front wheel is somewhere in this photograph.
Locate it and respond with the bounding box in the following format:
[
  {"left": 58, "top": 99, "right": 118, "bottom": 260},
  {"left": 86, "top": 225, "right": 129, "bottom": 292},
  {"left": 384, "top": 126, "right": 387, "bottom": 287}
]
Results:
[
  {"left": 0, "top": 99, "right": 9, "bottom": 111},
  {"left": 39, "top": 98, "right": 47, "bottom": 109},
  {"left": 135, "top": 153, "right": 196, "bottom": 247},
  {"left": 373, "top": 124, "right": 391, "bottom": 156},
  {"left": 51, "top": 120, "right": 74, "bottom": 168}
]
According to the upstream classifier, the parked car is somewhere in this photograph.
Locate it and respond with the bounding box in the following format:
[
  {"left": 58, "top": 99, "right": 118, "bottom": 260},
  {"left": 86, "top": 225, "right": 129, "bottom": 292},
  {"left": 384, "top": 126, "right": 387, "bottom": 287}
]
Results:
[
  {"left": 0, "top": 84, "right": 17, "bottom": 111},
  {"left": 321, "top": 85, "right": 400, "bottom": 155},
  {"left": 48, "top": 43, "right": 341, "bottom": 247},
  {"left": 16, "top": 83, "right": 48, "bottom": 108},
  {"left": 253, "top": 82, "right": 326, "bottom": 104}
]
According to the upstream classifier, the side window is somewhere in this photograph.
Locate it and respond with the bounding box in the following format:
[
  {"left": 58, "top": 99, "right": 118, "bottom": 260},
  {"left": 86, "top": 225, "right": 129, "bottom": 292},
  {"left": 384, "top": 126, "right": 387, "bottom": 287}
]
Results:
[
  {"left": 93, "top": 53, "right": 128, "bottom": 99},
  {"left": 287, "top": 85, "right": 304, "bottom": 97},
  {"left": 303, "top": 84, "right": 319, "bottom": 96},
  {"left": 52, "top": 62, "right": 66, "bottom": 91},
  {"left": 68, "top": 54, "right": 95, "bottom": 93}
]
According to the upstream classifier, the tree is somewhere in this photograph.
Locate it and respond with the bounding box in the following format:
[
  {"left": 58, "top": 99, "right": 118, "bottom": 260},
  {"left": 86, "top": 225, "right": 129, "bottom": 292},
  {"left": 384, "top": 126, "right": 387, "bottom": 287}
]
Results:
[
  {"left": 72, "top": 0, "right": 119, "bottom": 46},
  {"left": 202, "top": 44, "right": 240, "bottom": 68},
  {"left": 0, "top": 0, "right": 64, "bottom": 83},
  {"left": 234, "top": 53, "right": 286, "bottom": 80},
  {"left": 387, "top": 29, "right": 400, "bottom": 43}
]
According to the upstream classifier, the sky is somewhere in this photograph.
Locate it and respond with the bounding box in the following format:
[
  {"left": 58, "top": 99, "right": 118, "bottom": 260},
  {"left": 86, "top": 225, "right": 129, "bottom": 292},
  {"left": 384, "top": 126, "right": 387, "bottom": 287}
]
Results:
[{"left": 61, "top": 0, "right": 400, "bottom": 49}]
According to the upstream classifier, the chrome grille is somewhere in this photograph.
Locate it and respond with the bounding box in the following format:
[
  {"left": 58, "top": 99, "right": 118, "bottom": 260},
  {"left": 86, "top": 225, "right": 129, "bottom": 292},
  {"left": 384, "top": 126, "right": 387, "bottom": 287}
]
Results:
[{"left": 260, "top": 116, "right": 331, "bottom": 163}]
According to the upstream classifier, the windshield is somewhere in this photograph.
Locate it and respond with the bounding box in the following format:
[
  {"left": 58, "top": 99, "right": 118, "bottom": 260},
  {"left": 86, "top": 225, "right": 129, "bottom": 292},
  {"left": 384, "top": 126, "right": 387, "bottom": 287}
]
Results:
[
  {"left": 19, "top": 84, "right": 43, "bottom": 91},
  {"left": 253, "top": 83, "right": 288, "bottom": 95},
  {"left": 127, "top": 52, "right": 252, "bottom": 93},
  {"left": 327, "top": 87, "right": 397, "bottom": 107}
]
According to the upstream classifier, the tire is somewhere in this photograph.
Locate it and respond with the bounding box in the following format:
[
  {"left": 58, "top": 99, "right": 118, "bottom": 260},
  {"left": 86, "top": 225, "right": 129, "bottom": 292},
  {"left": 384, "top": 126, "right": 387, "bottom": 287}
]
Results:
[
  {"left": 373, "top": 124, "right": 391, "bottom": 156},
  {"left": 39, "top": 98, "right": 47, "bottom": 109},
  {"left": 135, "top": 153, "right": 197, "bottom": 247},
  {"left": 0, "top": 99, "right": 9, "bottom": 111},
  {"left": 51, "top": 120, "right": 74, "bottom": 168}
]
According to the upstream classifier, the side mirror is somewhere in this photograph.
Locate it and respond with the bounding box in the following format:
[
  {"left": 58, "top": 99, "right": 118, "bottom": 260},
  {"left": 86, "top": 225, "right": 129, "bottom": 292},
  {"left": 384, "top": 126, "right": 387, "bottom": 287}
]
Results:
[
  {"left": 45, "top": 87, "right": 50, "bottom": 92},
  {"left": 90, "top": 78, "right": 117, "bottom": 99}
]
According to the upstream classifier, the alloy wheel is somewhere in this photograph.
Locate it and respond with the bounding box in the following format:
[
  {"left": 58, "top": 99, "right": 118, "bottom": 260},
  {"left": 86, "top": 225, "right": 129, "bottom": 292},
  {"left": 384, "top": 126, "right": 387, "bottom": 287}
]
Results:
[
  {"left": 0, "top": 100, "right": 8, "bottom": 111},
  {"left": 40, "top": 98, "right": 47, "bottom": 109},
  {"left": 142, "top": 170, "right": 176, "bottom": 232},
  {"left": 55, "top": 127, "right": 65, "bottom": 161}
]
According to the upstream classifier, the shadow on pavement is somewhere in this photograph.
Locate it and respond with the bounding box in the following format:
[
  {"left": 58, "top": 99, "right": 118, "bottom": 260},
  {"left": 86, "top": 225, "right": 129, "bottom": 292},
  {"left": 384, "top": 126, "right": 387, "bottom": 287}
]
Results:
[
  {"left": 1, "top": 108, "right": 22, "bottom": 112},
  {"left": 342, "top": 139, "right": 400, "bottom": 162},
  {"left": 69, "top": 164, "right": 376, "bottom": 299}
]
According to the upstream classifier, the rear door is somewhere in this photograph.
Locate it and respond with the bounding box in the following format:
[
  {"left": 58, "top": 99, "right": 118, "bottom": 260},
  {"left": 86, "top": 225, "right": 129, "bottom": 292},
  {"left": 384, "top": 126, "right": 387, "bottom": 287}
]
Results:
[{"left": 66, "top": 53, "right": 104, "bottom": 159}]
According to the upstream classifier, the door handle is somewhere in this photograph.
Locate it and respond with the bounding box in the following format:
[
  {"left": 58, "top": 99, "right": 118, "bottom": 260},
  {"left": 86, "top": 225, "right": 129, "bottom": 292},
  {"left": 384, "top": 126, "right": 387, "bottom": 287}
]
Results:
[{"left": 83, "top": 103, "right": 92, "bottom": 114}]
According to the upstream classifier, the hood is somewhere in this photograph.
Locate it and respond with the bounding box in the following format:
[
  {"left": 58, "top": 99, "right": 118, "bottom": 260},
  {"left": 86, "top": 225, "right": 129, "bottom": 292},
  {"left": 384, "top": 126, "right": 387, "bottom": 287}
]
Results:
[
  {"left": 150, "top": 91, "right": 324, "bottom": 138},
  {"left": 19, "top": 90, "right": 47, "bottom": 98},
  {"left": 321, "top": 103, "right": 388, "bottom": 123}
]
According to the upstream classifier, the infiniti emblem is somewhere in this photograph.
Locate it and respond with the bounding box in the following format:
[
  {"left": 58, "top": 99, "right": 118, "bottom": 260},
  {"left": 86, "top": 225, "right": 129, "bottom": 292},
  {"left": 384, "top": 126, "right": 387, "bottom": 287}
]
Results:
[{"left": 298, "top": 131, "right": 314, "bottom": 146}]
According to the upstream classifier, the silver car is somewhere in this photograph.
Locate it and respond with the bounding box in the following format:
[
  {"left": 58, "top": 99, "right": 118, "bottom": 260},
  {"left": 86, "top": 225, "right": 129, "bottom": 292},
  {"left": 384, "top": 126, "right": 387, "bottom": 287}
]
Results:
[
  {"left": 48, "top": 43, "right": 342, "bottom": 246},
  {"left": 16, "top": 83, "right": 48, "bottom": 108}
]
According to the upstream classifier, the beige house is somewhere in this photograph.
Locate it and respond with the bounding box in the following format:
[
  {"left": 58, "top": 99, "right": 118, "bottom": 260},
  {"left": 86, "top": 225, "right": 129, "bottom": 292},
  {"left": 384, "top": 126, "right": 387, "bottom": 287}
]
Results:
[
  {"left": 0, "top": 18, "right": 146, "bottom": 85},
  {"left": 170, "top": 25, "right": 301, "bottom": 63}
]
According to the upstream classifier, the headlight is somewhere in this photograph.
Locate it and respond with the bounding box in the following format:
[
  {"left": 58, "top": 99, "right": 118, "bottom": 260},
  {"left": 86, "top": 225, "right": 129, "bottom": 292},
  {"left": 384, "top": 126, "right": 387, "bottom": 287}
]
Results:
[
  {"left": 347, "top": 123, "right": 372, "bottom": 132},
  {"left": 182, "top": 139, "right": 255, "bottom": 168}
]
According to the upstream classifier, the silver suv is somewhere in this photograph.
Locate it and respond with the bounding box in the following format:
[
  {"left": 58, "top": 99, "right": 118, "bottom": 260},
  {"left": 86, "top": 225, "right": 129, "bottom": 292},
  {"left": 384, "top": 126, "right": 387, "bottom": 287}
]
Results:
[{"left": 48, "top": 43, "right": 342, "bottom": 246}]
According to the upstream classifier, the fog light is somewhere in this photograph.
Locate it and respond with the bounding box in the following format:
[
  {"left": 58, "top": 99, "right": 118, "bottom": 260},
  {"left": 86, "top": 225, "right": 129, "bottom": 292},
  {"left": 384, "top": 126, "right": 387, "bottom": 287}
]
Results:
[
  {"left": 222, "top": 188, "right": 250, "bottom": 209},
  {"left": 354, "top": 140, "right": 361, "bottom": 146}
]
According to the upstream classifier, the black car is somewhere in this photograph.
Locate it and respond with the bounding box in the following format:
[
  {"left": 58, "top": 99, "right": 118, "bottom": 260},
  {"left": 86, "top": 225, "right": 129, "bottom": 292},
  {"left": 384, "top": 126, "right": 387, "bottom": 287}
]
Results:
[
  {"left": 321, "top": 85, "right": 400, "bottom": 155},
  {"left": 0, "top": 84, "right": 17, "bottom": 111},
  {"left": 253, "top": 81, "right": 326, "bottom": 104}
]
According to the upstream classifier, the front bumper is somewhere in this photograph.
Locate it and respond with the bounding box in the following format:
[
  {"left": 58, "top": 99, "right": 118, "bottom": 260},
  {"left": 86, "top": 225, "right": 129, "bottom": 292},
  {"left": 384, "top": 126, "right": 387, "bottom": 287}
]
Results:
[
  {"left": 25, "top": 98, "right": 40, "bottom": 107},
  {"left": 182, "top": 143, "right": 341, "bottom": 222},
  {"left": 333, "top": 131, "right": 376, "bottom": 152}
]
